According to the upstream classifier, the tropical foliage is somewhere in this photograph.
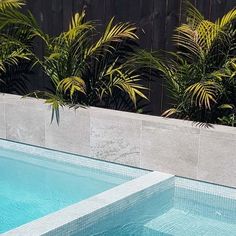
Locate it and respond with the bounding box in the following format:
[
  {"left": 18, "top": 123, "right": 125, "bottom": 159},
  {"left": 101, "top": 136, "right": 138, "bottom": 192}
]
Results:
[
  {"left": 0, "top": 0, "right": 34, "bottom": 93},
  {"left": 1, "top": 0, "right": 236, "bottom": 127},
  {"left": 30, "top": 11, "right": 148, "bottom": 121},
  {"left": 0, "top": 0, "right": 148, "bottom": 122},
  {"left": 136, "top": 3, "right": 236, "bottom": 126}
]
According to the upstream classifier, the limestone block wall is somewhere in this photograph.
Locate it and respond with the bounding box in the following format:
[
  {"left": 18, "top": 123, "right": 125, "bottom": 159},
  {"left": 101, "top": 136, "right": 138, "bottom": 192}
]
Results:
[{"left": 0, "top": 93, "right": 235, "bottom": 187}]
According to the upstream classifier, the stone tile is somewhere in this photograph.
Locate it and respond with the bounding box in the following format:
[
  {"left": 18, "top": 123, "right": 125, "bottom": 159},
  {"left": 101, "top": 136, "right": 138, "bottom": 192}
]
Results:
[
  {"left": 0, "top": 103, "right": 6, "bottom": 139},
  {"left": 1, "top": 93, "right": 45, "bottom": 108},
  {"left": 0, "top": 93, "right": 5, "bottom": 103},
  {"left": 141, "top": 120, "right": 200, "bottom": 178},
  {"left": 90, "top": 108, "right": 142, "bottom": 166},
  {"left": 45, "top": 107, "right": 90, "bottom": 156},
  {"left": 5, "top": 103, "right": 45, "bottom": 146},
  {"left": 200, "top": 125, "right": 236, "bottom": 140},
  {"left": 197, "top": 134, "right": 236, "bottom": 187}
]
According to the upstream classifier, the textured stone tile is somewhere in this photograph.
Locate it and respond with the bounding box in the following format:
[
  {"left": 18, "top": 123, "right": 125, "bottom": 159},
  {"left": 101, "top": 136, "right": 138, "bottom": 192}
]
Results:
[
  {"left": 45, "top": 107, "right": 90, "bottom": 156},
  {"left": 5, "top": 103, "right": 45, "bottom": 146},
  {"left": 90, "top": 108, "right": 142, "bottom": 166},
  {"left": 141, "top": 120, "right": 200, "bottom": 178},
  {"left": 2, "top": 93, "right": 45, "bottom": 108},
  {"left": 0, "top": 93, "right": 5, "bottom": 103},
  {"left": 0, "top": 103, "right": 6, "bottom": 139},
  {"left": 198, "top": 132, "right": 236, "bottom": 187},
  {"left": 200, "top": 125, "right": 236, "bottom": 140}
]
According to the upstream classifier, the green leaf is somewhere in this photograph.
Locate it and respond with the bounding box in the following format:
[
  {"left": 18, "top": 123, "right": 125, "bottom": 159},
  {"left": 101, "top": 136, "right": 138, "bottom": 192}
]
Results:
[
  {"left": 57, "top": 76, "right": 86, "bottom": 99},
  {"left": 0, "top": 0, "right": 24, "bottom": 10},
  {"left": 218, "top": 104, "right": 234, "bottom": 110}
]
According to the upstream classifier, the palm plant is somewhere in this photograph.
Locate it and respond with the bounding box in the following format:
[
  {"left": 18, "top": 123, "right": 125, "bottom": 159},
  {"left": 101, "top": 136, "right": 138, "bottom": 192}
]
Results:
[
  {"left": 0, "top": 0, "right": 35, "bottom": 94},
  {"left": 0, "top": 3, "right": 148, "bottom": 122},
  {"left": 28, "top": 12, "right": 148, "bottom": 122},
  {"left": 136, "top": 2, "right": 236, "bottom": 125}
]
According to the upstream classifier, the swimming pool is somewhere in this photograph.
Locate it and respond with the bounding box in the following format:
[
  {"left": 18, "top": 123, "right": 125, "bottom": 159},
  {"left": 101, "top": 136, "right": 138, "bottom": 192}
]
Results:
[
  {"left": 77, "top": 177, "right": 236, "bottom": 236},
  {"left": 0, "top": 139, "right": 147, "bottom": 234},
  {"left": 1, "top": 139, "right": 236, "bottom": 236}
]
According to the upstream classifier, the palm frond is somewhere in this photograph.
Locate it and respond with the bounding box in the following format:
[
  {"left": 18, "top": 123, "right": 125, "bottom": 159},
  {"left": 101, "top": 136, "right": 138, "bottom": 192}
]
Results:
[
  {"left": 185, "top": 81, "right": 220, "bottom": 109},
  {"left": 57, "top": 76, "right": 86, "bottom": 99},
  {"left": 185, "top": 1, "right": 204, "bottom": 29},
  {"left": 162, "top": 108, "right": 180, "bottom": 117},
  {"left": 174, "top": 24, "right": 204, "bottom": 59},
  {"left": 0, "top": 9, "right": 48, "bottom": 43},
  {"left": 27, "top": 91, "right": 65, "bottom": 124},
  {"left": 104, "top": 62, "right": 148, "bottom": 107},
  {"left": 65, "top": 12, "right": 93, "bottom": 43},
  {"left": 218, "top": 104, "right": 234, "bottom": 110},
  {"left": 45, "top": 96, "right": 64, "bottom": 124},
  {"left": 0, "top": 49, "right": 29, "bottom": 71},
  {"left": 0, "top": 37, "right": 31, "bottom": 74},
  {"left": 86, "top": 18, "right": 138, "bottom": 57},
  {"left": 174, "top": 5, "right": 236, "bottom": 61},
  {"left": 218, "top": 8, "right": 236, "bottom": 29},
  {"left": 0, "top": 0, "right": 24, "bottom": 11},
  {"left": 69, "top": 11, "right": 85, "bottom": 29},
  {"left": 134, "top": 50, "right": 176, "bottom": 79}
]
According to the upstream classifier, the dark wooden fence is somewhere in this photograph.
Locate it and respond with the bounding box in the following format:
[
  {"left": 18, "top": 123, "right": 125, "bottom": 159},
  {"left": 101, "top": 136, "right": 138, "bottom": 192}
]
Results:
[{"left": 25, "top": 0, "right": 236, "bottom": 115}]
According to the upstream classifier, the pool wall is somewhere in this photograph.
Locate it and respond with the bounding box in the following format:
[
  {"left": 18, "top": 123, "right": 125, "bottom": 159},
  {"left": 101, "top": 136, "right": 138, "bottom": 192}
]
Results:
[
  {"left": 2, "top": 171, "right": 174, "bottom": 236},
  {"left": 0, "top": 93, "right": 235, "bottom": 187}
]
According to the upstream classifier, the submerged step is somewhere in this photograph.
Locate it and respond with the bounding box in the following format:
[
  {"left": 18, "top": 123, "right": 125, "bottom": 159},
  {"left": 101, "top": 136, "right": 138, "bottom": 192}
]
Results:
[{"left": 143, "top": 208, "right": 236, "bottom": 236}]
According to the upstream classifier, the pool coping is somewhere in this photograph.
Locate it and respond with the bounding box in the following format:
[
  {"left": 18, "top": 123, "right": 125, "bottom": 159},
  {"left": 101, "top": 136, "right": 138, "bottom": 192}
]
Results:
[
  {"left": 0, "top": 138, "right": 148, "bottom": 179},
  {"left": 175, "top": 177, "right": 236, "bottom": 200},
  {"left": 2, "top": 171, "right": 174, "bottom": 236}
]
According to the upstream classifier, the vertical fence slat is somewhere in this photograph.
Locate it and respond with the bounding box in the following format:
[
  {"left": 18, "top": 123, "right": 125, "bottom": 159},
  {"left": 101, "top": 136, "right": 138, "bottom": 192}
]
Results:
[
  {"left": 161, "top": 0, "right": 183, "bottom": 112},
  {"left": 150, "top": 0, "right": 167, "bottom": 114},
  {"left": 62, "top": 0, "right": 73, "bottom": 31},
  {"left": 210, "top": 0, "right": 227, "bottom": 21},
  {"left": 51, "top": 0, "right": 63, "bottom": 36}
]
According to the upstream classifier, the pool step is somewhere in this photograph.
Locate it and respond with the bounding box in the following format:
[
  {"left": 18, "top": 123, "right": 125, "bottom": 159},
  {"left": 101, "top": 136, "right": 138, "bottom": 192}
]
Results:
[{"left": 143, "top": 208, "right": 236, "bottom": 236}]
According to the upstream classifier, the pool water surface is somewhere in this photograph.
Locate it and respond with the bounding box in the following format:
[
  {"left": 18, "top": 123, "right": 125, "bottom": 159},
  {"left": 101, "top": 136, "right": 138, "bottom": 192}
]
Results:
[
  {"left": 0, "top": 142, "right": 139, "bottom": 234},
  {"left": 78, "top": 178, "right": 236, "bottom": 236}
]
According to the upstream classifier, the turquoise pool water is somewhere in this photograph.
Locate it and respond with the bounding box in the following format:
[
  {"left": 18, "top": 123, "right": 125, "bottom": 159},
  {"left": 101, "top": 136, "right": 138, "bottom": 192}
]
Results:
[
  {"left": 79, "top": 178, "right": 236, "bottom": 236},
  {"left": 2, "top": 139, "right": 236, "bottom": 236},
  {"left": 0, "top": 145, "right": 133, "bottom": 234}
]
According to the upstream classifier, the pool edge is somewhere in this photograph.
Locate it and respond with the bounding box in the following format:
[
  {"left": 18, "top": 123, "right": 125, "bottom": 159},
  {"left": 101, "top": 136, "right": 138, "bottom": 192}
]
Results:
[{"left": 2, "top": 171, "right": 174, "bottom": 236}]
